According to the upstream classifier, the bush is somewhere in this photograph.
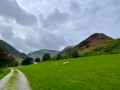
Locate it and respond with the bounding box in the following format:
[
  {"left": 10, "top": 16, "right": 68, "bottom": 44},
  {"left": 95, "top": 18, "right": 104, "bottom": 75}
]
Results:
[
  {"left": 42, "top": 53, "right": 51, "bottom": 61},
  {"left": 56, "top": 54, "right": 62, "bottom": 60},
  {"left": 35, "top": 57, "right": 40, "bottom": 62},
  {"left": 14, "top": 61, "right": 19, "bottom": 67},
  {"left": 22, "top": 57, "right": 33, "bottom": 66},
  {"left": 71, "top": 50, "right": 79, "bottom": 58}
]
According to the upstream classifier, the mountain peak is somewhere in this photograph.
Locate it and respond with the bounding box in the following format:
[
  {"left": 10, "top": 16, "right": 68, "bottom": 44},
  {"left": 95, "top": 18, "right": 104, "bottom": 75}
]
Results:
[
  {"left": 86, "top": 33, "right": 109, "bottom": 40},
  {"left": 75, "top": 33, "right": 114, "bottom": 50}
]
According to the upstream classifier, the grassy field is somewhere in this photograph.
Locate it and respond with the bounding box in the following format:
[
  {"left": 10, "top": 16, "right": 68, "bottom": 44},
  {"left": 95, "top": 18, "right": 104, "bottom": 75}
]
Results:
[
  {"left": 18, "top": 54, "right": 120, "bottom": 90},
  {"left": 0, "top": 68, "right": 11, "bottom": 80}
]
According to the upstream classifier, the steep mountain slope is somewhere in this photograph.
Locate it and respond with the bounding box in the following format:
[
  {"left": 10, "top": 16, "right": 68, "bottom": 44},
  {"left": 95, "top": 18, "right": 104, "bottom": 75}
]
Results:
[
  {"left": 81, "top": 39, "right": 120, "bottom": 56},
  {"left": 0, "top": 40, "right": 27, "bottom": 59},
  {"left": 59, "top": 46, "right": 74, "bottom": 55},
  {"left": 28, "top": 49, "right": 60, "bottom": 59},
  {"left": 75, "top": 33, "right": 114, "bottom": 51}
]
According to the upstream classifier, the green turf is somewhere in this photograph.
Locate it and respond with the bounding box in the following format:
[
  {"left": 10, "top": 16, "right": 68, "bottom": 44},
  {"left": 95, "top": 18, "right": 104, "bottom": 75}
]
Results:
[
  {"left": 7, "top": 69, "right": 18, "bottom": 90},
  {"left": 18, "top": 54, "right": 120, "bottom": 90},
  {"left": 0, "top": 68, "right": 11, "bottom": 80}
]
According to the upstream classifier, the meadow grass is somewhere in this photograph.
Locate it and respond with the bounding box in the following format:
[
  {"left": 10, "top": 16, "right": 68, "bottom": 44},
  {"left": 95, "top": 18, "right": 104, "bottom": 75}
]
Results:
[
  {"left": 7, "top": 69, "right": 18, "bottom": 90},
  {"left": 18, "top": 54, "right": 120, "bottom": 90},
  {"left": 0, "top": 68, "right": 11, "bottom": 80}
]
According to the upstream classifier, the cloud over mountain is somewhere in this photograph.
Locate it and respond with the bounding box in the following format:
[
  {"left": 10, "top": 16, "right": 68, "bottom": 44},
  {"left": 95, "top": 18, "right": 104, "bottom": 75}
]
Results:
[{"left": 0, "top": 0, "right": 120, "bottom": 53}]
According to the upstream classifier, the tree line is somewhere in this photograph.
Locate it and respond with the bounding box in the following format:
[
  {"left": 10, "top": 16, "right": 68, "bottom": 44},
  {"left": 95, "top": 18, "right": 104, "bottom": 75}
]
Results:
[
  {"left": 0, "top": 45, "right": 80, "bottom": 67},
  {"left": 22, "top": 50, "right": 79, "bottom": 66}
]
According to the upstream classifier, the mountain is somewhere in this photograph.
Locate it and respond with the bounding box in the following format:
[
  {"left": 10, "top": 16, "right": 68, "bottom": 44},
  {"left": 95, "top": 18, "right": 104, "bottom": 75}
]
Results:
[
  {"left": 28, "top": 49, "right": 60, "bottom": 59},
  {"left": 81, "top": 38, "right": 120, "bottom": 56},
  {"left": 59, "top": 46, "right": 74, "bottom": 55},
  {"left": 0, "top": 40, "right": 27, "bottom": 59},
  {"left": 74, "top": 33, "right": 114, "bottom": 51}
]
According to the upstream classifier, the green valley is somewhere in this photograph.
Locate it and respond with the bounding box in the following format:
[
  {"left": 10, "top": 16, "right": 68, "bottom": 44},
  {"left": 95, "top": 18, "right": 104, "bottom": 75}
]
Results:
[{"left": 18, "top": 54, "right": 120, "bottom": 90}]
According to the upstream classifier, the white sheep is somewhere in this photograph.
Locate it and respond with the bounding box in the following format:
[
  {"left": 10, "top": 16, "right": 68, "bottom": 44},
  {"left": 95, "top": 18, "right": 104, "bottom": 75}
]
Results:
[
  {"left": 55, "top": 63, "right": 58, "bottom": 66},
  {"left": 63, "top": 62, "right": 69, "bottom": 65}
]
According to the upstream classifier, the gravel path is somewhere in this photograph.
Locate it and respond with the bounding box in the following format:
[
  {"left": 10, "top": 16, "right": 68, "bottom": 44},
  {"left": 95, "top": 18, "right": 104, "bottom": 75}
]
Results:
[
  {"left": 16, "top": 69, "right": 31, "bottom": 90},
  {"left": 0, "top": 68, "right": 14, "bottom": 89},
  {"left": 0, "top": 69, "right": 31, "bottom": 90}
]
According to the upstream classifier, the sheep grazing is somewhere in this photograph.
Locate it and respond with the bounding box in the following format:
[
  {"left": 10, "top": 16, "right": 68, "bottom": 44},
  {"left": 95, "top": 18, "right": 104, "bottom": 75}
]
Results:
[
  {"left": 55, "top": 63, "right": 58, "bottom": 66},
  {"left": 63, "top": 62, "right": 69, "bottom": 65}
]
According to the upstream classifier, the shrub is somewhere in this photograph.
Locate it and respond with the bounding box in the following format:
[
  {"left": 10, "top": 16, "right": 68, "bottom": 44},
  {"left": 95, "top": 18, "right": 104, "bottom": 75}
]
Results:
[
  {"left": 35, "top": 57, "right": 40, "bottom": 62},
  {"left": 42, "top": 53, "right": 51, "bottom": 61},
  {"left": 22, "top": 57, "right": 33, "bottom": 66},
  {"left": 56, "top": 54, "right": 62, "bottom": 60},
  {"left": 71, "top": 50, "right": 79, "bottom": 58}
]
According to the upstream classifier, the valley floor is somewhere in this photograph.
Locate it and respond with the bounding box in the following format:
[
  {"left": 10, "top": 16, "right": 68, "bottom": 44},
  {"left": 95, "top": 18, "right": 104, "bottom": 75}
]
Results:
[
  {"left": 1, "top": 54, "right": 120, "bottom": 90},
  {"left": 18, "top": 54, "right": 120, "bottom": 90}
]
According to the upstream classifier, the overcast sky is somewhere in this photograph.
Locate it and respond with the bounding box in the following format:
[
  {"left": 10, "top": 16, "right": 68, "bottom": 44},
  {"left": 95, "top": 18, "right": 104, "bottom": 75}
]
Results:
[{"left": 0, "top": 0, "right": 120, "bottom": 54}]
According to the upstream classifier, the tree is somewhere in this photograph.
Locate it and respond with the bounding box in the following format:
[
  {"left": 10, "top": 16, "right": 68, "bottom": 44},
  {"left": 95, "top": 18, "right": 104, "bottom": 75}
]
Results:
[
  {"left": 0, "top": 46, "right": 8, "bottom": 68},
  {"left": 25, "top": 57, "right": 33, "bottom": 62},
  {"left": 35, "top": 57, "right": 40, "bottom": 62},
  {"left": 22, "top": 59, "right": 31, "bottom": 65},
  {"left": 42, "top": 53, "right": 51, "bottom": 61},
  {"left": 56, "top": 54, "right": 62, "bottom": 60},
  {"left": 71, "top": 50, "right": 79, "bottom": 58},
  {"left": 7, "top": 56, "right": 16, "bottom": 67},
  {"left": 21, "top": 57, "right": 33, "bottom": 66},
  {"left": 14, "top": 61, "right": 19, "bottom": 67},
  {"left": 0, "top": 46, "right": 19, "bottom": 68}
]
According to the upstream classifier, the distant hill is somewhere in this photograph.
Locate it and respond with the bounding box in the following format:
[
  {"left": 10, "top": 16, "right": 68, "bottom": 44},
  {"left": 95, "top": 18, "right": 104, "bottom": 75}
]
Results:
[
  {"left": 59, "top": 46, "right": 74, "bottom": 55},
  {"left": 0, "top": 40, "right": 27, "bottom": 59},
  {"left": 28, "top": 49, "right": 60, "bottom": 59}
]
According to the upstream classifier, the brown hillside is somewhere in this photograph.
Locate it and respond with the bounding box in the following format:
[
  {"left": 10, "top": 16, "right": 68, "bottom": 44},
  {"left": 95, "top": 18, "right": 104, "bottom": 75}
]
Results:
[{"left": 75, "top": 33, "right": 114, "bottom": 51}]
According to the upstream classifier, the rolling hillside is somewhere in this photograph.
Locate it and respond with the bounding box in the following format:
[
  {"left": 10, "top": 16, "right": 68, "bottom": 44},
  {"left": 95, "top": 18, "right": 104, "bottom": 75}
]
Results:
[
  {"left": 28, "top": 49, "right": 60, "bottom": 59},
  {"left": 64, "top": 33, "right": 114, "bottom": 56},
  {"left": 18, "top": 54, "right": 120, "bottom": 90},
  {"left": 0, "top": 40, "right": 27, "bottom": 59},
  {"left": 80, "top": 38, "right": 120, "bottom": 56}
]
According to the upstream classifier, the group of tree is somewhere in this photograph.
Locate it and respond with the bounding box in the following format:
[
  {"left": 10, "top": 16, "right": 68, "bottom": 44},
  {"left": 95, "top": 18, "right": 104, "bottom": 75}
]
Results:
[
  {"left": 21, "top": 50, "right": 79, "bottom": 66},
  {"left": 0, "top": 46, "right": 19, "bottom": 68},
  {"left": 56, "top": 54, "right": 62, "bottom": 60},
  {"left": 21, "top": 57, "right": 33, "bottom": 65},
  {"left": 71, "top": 50, "right": 79, "bottom": 58},
  {"left": 56, "top": 50, "right": 79, "bottom": 59},
  {"left": 42, "top": 53, "right": 51, "bottom": 61},
  {"left": 35, "top": 57, "right": 40, "bottom": 62},
  {"left": 22, "top": 57, "right": 41, "bottom": 65}
]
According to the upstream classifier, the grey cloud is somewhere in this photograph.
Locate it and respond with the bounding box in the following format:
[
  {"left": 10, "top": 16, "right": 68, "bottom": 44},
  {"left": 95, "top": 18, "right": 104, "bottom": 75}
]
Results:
[
  {"left": 70, "top": 0, "right": 120, "bottom": 30},
  {"left": 0, "top": 0, "right": 37, "bottom": 26},
  {"left": 0, "top": 0, "right": 120, "bottom": 54},
  {"left": 39, "top": 31, "right": 68, "bottom": 50},
  {"left": 39, "top": 9, "right": 69, "bottom": 30},
  {"left": 70, "top": 1, "right": 80, "bottom": 13},
  {"left": 24, "top": 29, "right": 68, "bottom": 52},
  {"left": 0, "top": 25, "right": 14, "bottom": 39}
]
